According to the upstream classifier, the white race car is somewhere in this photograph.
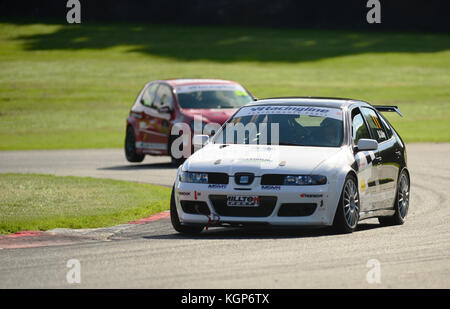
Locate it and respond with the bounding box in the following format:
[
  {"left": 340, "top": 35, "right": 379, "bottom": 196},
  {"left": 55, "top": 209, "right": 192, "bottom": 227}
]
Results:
[{"left": 170, "top": 97, "right": 410, "bottom": 234}]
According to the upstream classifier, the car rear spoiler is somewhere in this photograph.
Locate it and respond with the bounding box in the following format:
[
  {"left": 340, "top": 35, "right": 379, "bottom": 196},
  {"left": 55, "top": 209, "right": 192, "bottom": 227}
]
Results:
[{"left": 373, "top": 105, "right": 403, "bottom": 117}]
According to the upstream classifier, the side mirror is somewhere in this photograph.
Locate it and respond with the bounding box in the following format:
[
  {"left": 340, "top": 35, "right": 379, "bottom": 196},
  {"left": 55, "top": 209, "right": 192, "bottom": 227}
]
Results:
[
  {"left": 193, "top": 135, "right": 209, "bottom": 147},
  {"left": 357, "top": 139, "right": 378, "bottom": 151}
]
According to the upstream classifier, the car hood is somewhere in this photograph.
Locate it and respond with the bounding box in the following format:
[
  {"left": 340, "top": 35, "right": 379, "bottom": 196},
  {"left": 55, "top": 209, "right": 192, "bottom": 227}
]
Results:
[
  {"left": 184, "top": 144, "right": 342, "bottom": 176},
  {"left": 181, "top": 108, "right": 237, "bottom": 125}
]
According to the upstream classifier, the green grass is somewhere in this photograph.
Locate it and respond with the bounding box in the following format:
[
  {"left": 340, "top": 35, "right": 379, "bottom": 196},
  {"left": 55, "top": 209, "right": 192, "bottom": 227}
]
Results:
[
  {"left": 0, "top": 21, "right": 449, "bottom": 149},
  {"left": 0, "top": 173, "right": 171, "bottom": 234}
]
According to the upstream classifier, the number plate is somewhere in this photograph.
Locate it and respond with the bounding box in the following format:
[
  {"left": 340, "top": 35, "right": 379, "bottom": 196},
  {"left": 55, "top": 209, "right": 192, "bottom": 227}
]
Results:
[{"left": 227, "top": 195, "right": 260, "bottom": 207}]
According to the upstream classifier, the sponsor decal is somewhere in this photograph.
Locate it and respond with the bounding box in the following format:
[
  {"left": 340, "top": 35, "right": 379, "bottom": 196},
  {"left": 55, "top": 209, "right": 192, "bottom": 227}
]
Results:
[
  {"left": 235, "top": 90, "right": 248, "bottom": 96},
  {"left": 175, "top": 84, "right": 245, "bottom": 94},
  {"left": 227, "top": 195, "right": 259, "bottom": 207},
  {"left": 261, "top": 185, "right": 281, "bottom": 191},
  {"left": 377, "top": 129, "right": 386, "bottom": 140},
  {"left": 235, "top": 105, "right": 343, "bottom": 121},
  {"left": 135, "top": 142, "right": 167, "bottom": 150},
  {"left": 178, "top": 191, "right": 191, "bottom": 196},
  {"left": 194, "top": 191, "right": 201, "bottom": 200},
  {"left": 371, "top": 115, "right": 382, "bottom": 129},
  {"left": 234, "top": 158, "right": 272, "bottom": 162},
  {"left": 360, "top": 180, "right": 366, "bottom": 191},
  {"left": 208, "top": 184, "right": 227, "bottom": 189},
  {"left": 300, "top": 193, "right": 323, "bottom": 198}
]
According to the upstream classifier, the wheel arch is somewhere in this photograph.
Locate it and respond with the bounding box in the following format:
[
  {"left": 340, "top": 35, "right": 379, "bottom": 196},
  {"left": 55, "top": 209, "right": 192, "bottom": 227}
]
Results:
[
  {"left": 400, "top": 166, "right": 410, "bottom": 182},
  {"left": 126, "top": 117, "right": 139, "bottom": 136},
  {"left": 125, "top": 120, "right": 144, "bottom": 158},
  {"left": 331, "top": 168, "right": 359, "bottom": 223}
]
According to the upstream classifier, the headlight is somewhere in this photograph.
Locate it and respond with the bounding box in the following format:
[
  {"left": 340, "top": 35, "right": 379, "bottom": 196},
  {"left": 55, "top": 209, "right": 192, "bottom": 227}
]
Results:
[
  {"left": 179, "top": 171, "right": 208, "bottom": 183},
  {"left": 283, "top": 175, "right": 327, "bottom": 185}
]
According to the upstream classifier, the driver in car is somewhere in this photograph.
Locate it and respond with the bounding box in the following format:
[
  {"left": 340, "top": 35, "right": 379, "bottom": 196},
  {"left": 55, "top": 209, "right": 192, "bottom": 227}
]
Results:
[
  {"left": 320, "top": 118, "right": 342, "bottom": 146},
  {"left": 270, "top": 114, "right": 308, "bottom": 145}
]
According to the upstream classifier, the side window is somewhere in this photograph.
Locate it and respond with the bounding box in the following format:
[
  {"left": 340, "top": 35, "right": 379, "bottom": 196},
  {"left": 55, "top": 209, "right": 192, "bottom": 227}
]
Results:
[
  {"left": 141, "top": 84, "right": 159, "bottom": 107},
  {"left": 352, "top": 108, "right": 371, "bottom": 145},
  {"left": 361, "top": 107, "right": 388, "bottom": 143},
  {"left": 153, "top": 85, "right": 174, "bottom": 111},
  {"left": 378, "top": 114, "right": 393, "bottom": 139}
]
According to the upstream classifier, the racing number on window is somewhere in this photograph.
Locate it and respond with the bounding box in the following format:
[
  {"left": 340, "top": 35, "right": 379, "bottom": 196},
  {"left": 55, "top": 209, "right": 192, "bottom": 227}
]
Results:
[
  {"left": 378, "top": 115, "right": 393, "bottom": 139},
  {"left": 361, "top": 107, "right": 388, "bottom": 143}
]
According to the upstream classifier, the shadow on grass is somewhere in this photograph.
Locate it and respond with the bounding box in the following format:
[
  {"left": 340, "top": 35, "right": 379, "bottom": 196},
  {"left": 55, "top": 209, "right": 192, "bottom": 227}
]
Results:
[
  {"left": 9, "top": 21, "right": 450, "bottom": 63},
  {"left": 143, "top": 222, "right": 381, "bottom": 240}
]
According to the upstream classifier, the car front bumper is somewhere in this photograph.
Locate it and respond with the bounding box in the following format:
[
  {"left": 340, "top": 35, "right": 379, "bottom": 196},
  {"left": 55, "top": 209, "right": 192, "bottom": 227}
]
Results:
[{"left": 174, "top": 180, "right": 339, "bottom": 227}]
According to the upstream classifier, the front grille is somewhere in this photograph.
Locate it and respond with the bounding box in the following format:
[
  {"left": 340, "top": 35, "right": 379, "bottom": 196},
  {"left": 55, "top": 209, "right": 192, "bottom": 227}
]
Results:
[
  {"left": 208, "top": 173, "right": 229, "bottom": 184},
  {"left": 180, "top": 201, "right": 211, "bottom": 215},
  {"left": 278, "top": 203, "right": 317, "bottom": 217},
  {"left": 209, "top": 195, "right": 277, "bottom": 217}
]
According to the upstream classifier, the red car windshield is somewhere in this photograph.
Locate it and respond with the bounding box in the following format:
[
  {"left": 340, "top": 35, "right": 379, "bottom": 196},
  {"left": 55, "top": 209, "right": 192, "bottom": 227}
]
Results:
[{"left": 175, "top": 84, "right": 253, "bottom": 109}]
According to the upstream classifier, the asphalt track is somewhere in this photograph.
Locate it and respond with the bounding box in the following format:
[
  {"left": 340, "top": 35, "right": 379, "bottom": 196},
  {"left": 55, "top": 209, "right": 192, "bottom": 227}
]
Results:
[{"left": 0, "top": 144, "right": 449, "bottom": 288}]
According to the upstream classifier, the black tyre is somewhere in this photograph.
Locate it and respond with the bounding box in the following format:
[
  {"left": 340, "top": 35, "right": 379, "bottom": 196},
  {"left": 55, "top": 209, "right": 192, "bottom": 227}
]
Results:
[
  {"left": 168, "top": 135, "right": 186, "bottom": 167},
  {"left": 378, "top": 170, "right": 410, "bottom": 226},
  {"left": 170, "top": 187, "right": 204, "bottom": 234},
  {"left": 125, "top": 126, "right": 145, "bottom": 163},
  {"left": 333, "top": 174, "right": 360, "bottom": 233}
]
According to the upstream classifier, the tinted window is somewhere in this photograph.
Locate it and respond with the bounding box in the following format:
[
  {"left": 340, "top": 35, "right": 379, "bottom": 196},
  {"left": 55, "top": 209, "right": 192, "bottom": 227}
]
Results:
[
  {"left": 141, "top": 84, "right": 158, "bottom": 107},
  {"left": 154, "top": 85, "right": 174, "bottom": 110},
  {"left": 175, "top": 84, "right": 253, "bottom": 109},
  {"left": 213, "top": 105, "right": 344, "bottom": 147},
  {"left": 352, "top": 109, "right": 371, "bottom": 145},
  {"left": 378, "top": 114, "right": 393, "bottom": 139},
  {"left": 177, "top": 90, "right": 253, "bottom": 109},
  {"left": 361, "top": 107, "right": 388, "bottom": 143}
]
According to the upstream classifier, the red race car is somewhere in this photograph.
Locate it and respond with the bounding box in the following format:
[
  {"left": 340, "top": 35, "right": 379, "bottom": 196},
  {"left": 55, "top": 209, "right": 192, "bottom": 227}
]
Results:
[{"left": 125, "top": 79, "right": 255, "bottom": 165}]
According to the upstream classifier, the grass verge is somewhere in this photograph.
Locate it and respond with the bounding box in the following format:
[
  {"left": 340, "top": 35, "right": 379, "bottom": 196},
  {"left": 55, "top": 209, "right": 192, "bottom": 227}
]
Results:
[
  {"left": 0, "top": 173, "right": 171, "bottom": 234},
  {"left": 0, "top": 21, "right": 449, "bottom": 149}
]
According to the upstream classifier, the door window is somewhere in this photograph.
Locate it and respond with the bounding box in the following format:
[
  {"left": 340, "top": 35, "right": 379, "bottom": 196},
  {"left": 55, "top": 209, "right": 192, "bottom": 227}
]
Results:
[
  {"left": 153, "top": 85, "right": 174, "bottom": 111},
  {"left": 351, "top": 108, "right": 371, "bottom": 145},
  {"left": 141, "top": 83, "right": 159, "bottom": 107}
]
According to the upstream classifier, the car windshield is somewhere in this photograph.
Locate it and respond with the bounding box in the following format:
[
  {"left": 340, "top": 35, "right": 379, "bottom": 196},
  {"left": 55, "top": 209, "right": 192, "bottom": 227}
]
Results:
[
  {"left": 175, "top": 84, "right": 253, "bottom": 109},
  {"left": 213, "top": 105, "right": 344, "bottom": 147}
]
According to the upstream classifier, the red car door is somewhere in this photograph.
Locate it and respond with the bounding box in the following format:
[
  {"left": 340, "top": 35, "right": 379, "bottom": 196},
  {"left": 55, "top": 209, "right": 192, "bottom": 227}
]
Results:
[{"left": 140, "top": 83, "right": 173, "bottom": 154}]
